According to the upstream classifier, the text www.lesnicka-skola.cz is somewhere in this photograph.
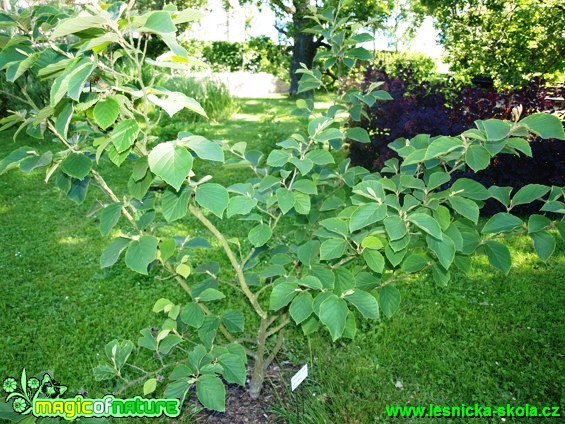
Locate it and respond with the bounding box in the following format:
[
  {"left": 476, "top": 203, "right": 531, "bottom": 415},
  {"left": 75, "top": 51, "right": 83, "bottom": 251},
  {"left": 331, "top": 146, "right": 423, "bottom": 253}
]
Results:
[{"left": 386, "top": 404, "right": 561, "bottom": 419}]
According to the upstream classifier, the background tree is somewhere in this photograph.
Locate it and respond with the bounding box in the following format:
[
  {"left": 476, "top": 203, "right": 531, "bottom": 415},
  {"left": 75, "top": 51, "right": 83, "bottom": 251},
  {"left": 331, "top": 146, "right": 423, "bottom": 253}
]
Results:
[
  {"left": 421, "top": 0, "right": 565, "bottom": 87},
  {"left": 266, "top": 0, "right": 392, "bottom": 95}
]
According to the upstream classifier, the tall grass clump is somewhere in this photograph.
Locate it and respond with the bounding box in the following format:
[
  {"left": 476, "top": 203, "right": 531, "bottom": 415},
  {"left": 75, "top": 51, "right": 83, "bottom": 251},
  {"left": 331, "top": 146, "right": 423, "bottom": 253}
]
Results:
[{"left": 159, "top": 75, "right": 238, "bottom": 123}]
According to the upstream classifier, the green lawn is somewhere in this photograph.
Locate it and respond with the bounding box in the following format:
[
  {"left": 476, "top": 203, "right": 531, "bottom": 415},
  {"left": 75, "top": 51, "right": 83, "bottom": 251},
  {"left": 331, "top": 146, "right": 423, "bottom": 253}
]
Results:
[{"left": 0, "top": 96, "right": 563, "bottom": 423}]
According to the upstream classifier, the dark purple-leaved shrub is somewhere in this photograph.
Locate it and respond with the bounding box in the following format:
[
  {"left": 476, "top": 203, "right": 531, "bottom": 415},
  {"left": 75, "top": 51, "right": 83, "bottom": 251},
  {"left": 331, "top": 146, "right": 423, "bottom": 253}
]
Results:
[{"left": 349, "top": 65, "right": 564, "bottom": 214}]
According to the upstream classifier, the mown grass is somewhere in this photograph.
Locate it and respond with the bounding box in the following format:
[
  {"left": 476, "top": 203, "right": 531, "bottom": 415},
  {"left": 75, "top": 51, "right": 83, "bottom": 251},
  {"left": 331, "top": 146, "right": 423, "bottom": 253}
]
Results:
[{"left": 0, "top": 95, "right": 563, "bottom": 423}]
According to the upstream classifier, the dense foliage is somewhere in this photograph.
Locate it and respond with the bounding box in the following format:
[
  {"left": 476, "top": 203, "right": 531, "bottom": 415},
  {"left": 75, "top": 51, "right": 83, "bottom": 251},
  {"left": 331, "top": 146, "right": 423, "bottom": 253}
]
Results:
[
  {"left": 349, "top": 66, "right": 565, "bottom": 214},
  {"left": 197, "top": 37, "right": 291, "bottom": 81},
  {"left": 421, "top": 0, "right": 565, "bottom": 87},
  {"left": 0, "top": 1, "right": 563, "bottom": 418}
]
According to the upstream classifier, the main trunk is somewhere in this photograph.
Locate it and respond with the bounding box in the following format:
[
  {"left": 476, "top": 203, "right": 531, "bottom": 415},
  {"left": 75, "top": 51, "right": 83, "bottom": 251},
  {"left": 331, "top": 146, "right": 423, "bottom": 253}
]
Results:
[
  {"left": 248, "top": 318, "right": 268, "bottom": 399},
  {"left": 289, "top": 16, "right": 317, "bottom": 97}
]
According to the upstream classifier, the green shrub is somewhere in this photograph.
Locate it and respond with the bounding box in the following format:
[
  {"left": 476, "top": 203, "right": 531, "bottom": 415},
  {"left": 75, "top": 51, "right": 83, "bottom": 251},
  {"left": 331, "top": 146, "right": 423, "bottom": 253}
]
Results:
[
  {"left": 156, "top": 75, "right": 238, "bottom": 129},
  {"left": 0, "top": 2, "right": 563, "bottom": 419}
]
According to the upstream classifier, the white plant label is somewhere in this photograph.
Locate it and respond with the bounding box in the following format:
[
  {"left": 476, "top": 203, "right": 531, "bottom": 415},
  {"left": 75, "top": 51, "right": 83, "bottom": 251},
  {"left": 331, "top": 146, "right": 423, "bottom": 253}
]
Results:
[{"left": 291, "top": 364, "right": 308, "bottom": 391}]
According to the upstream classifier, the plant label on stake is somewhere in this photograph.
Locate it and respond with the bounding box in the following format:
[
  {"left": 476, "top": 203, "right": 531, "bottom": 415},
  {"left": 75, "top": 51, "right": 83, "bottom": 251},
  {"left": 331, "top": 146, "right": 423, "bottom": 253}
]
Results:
[{"left": 291, "top": 364, "right": 308, "bottom": 391}]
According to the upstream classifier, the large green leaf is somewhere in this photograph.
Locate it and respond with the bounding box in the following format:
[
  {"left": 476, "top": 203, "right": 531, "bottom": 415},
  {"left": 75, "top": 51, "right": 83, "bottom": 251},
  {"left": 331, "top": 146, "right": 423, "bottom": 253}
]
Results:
[
  {"left": 289, "top": 291, "right": 313, "bottom": 324},
  {"left": 482, "top": 213, "right": 523, "bottom": 234},
  {"left": 60, "top": 152, "right": 92, "bottom": 180},
  {"left": 67, "top": 61, "right": 96, "bottom": 101},
  {"left": 401, "top": 254, "right": 428, "bottom": 273},
  {"left": 221, "top": 310, "right": 245, "bottom": 333},
  {"left": 319, "top": 294, "right": 349, "bottom": 341},
  {"left": 111, "top": 119, "right": 139, "bottom": 153},
  {"left": 195, "top": 183, "right": 229, "bottom": 218},
  {"left": 426, "top": 234, "right": 455, "bottom": 269},
  {"left": 143, "top": 11, "right": 177, "bottom": 34},
  {"left": 511, "top": 184, "right": 550, "bottom": 206},
  {"left": 379, "top": 285, "right": 400, "bottom": 318},
  {"left": 320, "top": 238, "right": 348, "bottom": 261},
  {"left": 346, "top": 290, "right": 379, "bottom": 319},
  {"left": 124, "top": 236, "right": 158, "bottom": 275},
  {"left": 100, "top": 237, "right": 130, "bottom": 268},
  {"left": 408, "top": 213, "right": 442, "bottom": 239},
  {"left": 484, "top": 240, "right": 511, "bottom": 274},
  {"left": 162, "top": 186, "right": 191, "bottom": 222},
  {"left": 99, "top": 202, "right": 122, "bottom": 236},
  {"left": 384, "top": 216, "right": 407, "bottom": 240},
  {"left": 52, "top": 13, "right": 109, "bottom": 37},
  {"left": 218, "top": 353, "right": 246, "bottom": 386},
  {"left": 148, "top": 142, "right": 193, "bottom": 191},
  {"left": 451, "top": 178, "right": 490, "bottom": 200},
  {"left": 196, "top": 374, "right": 225, "bottom": 412},
  {"left": 276, "top": 188, "right": 295, "bottom": 214},
  {"left": 349, "top": 203, "right": 386, "bottom": 232},
  {"left": 448, "top": 196, "right": 479, "bottom": 224},
  {"left": 519, "top": 113, "right": 565, "bottom": 140},
  {"left": 363, "top": 249, "right": 385, "bottom": 273},
  {"left": 227, "top": 196, "right": 257, "bottom": 217},
  {"left": 269, "top": 280, "right": 299, "bottom": 311},
  {"left": 248, "top": 223, "right": 272, "bottom": 247},
  {"left": 94, "top": 97, "right": 119, "bottom": 130},
  {"left": 480, "top": 119, "right": 511, "bottom": 141},
  {"left": 530, "top": 231, "right": 556, "bottom": 262},
  {"left": 465, "top": 145, "right": 490, "bottom": 171},
  {"left": 181, "top": 135, "right": 224, "bottom": 162}
]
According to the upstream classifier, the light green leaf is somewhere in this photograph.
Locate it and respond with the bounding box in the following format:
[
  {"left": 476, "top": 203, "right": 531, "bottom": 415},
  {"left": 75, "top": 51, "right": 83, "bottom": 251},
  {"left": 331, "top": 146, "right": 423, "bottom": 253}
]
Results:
[
  {"left": 52, "top": 13, "right": 109, "bottom": 37},
  {"left": 401, "top": 254, "right": 428, "bottom": 273},
  {"left": 149, "top": 142, "right": 192, "bottom": 191},
  {"left": 346, "top": 127, "right": 370, "bottom": 143},
  {"left": 305, "top": 149, "right": 334, "bottom": 165},
  {"left": 197, "top": 288, "right": 225, "bottom": 302},
  {"left": 180, "top": 303, "right": 205, "bottom": 328},
  {"left": 451, "top": 178, "right": 490, "bottom": 200},
  {"left": 527, "top": 214, "right": 551, "bottom": 233},
  {"left": 221, "top": 310, "right": 245, "bottom": 333},
  {"left": 266, "top": 150, "right": 290, "bottom": 167},
  {"left": 143, "top": 11, "right": 177, "bottom": 34},
  {"left": 143, "top": 378, "right": 157, "bottom": 395},
  {"left": 480, "top": 119, "right": 511, "bottom": 141},
  {"left": 227, "top": 196, "right": 257, "bottom": 217},
  {"left": 320, "top": 218, "right": 348, "bottom": 237},
  {"left": 425, "top": 136, "right": 463, "bottom": 160},
  {"left": 276, "top": 188, "right": 295, "bottom": 214},
  {"left": 427, "top": 234, "right": 455, "bottom": 269}
]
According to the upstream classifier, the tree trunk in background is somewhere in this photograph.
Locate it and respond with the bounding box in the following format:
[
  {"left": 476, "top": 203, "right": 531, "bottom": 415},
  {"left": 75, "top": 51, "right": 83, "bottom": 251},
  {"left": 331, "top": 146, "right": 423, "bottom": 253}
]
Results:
[{"left": 288, "top": 3, "right": 317, "bottom": 98}]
